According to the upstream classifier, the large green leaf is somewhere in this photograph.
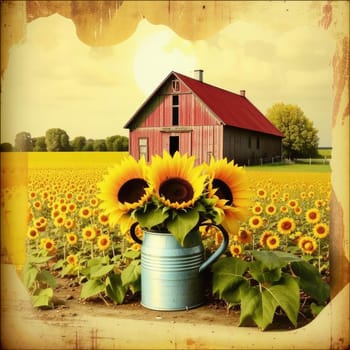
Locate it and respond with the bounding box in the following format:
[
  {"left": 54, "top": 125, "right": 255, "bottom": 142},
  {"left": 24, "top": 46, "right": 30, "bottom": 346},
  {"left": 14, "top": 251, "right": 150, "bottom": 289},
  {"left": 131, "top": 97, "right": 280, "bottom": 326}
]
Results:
[
  {"left": 212, "top": 257, "right": 249, "bottom": 300},
  {"left": 80, "top": 279, "right": 105, "bottom": 299},
  {"left": 249, "top": 260, "right": 282, "bottom": 284},
  {"left": 167, "top": 209, "right": 199, "bottom": 246},
  {"left": 121, "top": 260, "right": 141, "bottom": 286},
  {"left": 90, "top": 264, "right": 115, "bottom": 279},
  {"left": 106, "top": 274, "right": 127, "bottom": 304},
  {"left": 22, "top": 265, "right": 38, "bottom": 290},
  {"left": 291, "top": 260, "right": 330, "bottom": 304},
  {"left": 134, "top": 204, "right": 169, "bottom": 229},
  {"left": 37, "top": 270, "right": 57, "bottom": 288},
  {"left": 240, "top": 275, "right": 300, "bottom": 330},
  {"left": 31, "top": 288, "right": 53, "bottom": 308}
]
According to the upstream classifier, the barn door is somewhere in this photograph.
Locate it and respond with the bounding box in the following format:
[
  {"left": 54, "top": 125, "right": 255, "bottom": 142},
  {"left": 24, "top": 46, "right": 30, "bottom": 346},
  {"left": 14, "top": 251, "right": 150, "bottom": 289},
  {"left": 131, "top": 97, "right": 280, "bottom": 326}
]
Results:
[{"left": 162, "top": 133, "right": 192, "bottom": 156}]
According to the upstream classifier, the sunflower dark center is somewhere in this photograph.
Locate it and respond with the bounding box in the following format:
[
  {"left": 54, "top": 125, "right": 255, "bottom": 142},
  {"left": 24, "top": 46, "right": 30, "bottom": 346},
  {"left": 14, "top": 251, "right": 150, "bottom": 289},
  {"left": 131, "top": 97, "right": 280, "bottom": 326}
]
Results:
[
  {"left": 159, "top": 177, "right": 194, "bottom": 203},
  {"left": 118, "top": 178, "right": 148, "bottom": 204},
  {"left": 212, "top": 179, "right": 233, "bottom": 205}
]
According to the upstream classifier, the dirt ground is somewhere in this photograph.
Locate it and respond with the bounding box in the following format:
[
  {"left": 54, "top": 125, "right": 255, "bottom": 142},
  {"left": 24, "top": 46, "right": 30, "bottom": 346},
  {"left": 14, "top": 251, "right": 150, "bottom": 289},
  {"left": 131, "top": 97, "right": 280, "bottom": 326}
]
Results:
[{"left": 33, "top": 276, "right": 308, "bottom": 331}]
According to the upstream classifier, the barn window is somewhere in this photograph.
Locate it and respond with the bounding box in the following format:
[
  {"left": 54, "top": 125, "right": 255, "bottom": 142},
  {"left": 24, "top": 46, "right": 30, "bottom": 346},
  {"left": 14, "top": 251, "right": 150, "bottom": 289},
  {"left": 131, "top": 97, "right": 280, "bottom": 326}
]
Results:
[
  {"left": 172, "top": 95, "right": 179, "bottom": 126},
  {"left": 172, "top": 79, "right": 180, "bottom": 92},
  {"left": 169, "top": 136, "right": 179, "bottom": 156},
  {"left": 256, "top": 136, "right": 260, "bottom": 149},
  {"left": 138, "top": 137, "right": 148, "bottom": 161}
]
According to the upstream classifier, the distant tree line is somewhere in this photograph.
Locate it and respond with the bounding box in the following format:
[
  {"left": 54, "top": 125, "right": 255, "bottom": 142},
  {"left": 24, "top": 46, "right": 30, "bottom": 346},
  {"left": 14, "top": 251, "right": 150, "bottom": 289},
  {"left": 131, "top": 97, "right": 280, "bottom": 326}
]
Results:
[{"left": 0, "top": 128, "right": 128, "bottom": 152}]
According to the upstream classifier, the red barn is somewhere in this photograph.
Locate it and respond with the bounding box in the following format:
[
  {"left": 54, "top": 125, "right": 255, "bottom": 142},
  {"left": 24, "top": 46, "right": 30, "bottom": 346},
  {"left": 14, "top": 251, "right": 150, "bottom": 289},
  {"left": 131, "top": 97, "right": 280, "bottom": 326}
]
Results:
[{"left": 124, "top": 70, "right": 283, "bottom": 165}]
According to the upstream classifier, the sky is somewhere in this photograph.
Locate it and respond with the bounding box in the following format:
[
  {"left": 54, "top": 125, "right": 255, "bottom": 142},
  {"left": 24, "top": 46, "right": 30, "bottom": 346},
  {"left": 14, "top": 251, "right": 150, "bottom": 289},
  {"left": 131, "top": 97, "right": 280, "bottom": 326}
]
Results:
[{"left": 1, "top": 11, "right": 335, "bottom": 146}]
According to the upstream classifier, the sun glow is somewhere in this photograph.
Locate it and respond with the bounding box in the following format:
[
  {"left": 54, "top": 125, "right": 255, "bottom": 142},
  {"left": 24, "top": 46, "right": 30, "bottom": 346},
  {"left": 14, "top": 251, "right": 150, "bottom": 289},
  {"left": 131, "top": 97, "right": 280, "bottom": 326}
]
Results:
[{"left": 133, "top": 25, "right": 197, "bottom": 96}]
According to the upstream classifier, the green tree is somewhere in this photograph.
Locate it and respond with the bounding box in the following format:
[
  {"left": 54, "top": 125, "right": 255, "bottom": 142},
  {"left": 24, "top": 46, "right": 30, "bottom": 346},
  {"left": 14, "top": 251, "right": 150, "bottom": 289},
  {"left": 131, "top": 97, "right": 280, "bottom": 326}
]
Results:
[
  {"left": 266, "top": 103, "right": 319, "bottom": 159},
  {"left": 32, "top": 137, "right": 47, "bottom": 151},
  {"left": 45, "top": 128, "right": 70, "bottom": 152},
  {"left": 106, "top": 135, "right": 129, "bottom": 151},
  {"left": 83, "top": 139, "right": 94, "bottom": 151},
  {"left": 93, "top": 139, "right": 107, "bottom": 151},
  {"left": 14, "top": 132, "right": 33, "bottom": 151},
  {"left": 71, "top": 136, "right": 87, "bottom": 151},
  {"left": 0, "top": 143, "right": 13, "bottom": 152}
]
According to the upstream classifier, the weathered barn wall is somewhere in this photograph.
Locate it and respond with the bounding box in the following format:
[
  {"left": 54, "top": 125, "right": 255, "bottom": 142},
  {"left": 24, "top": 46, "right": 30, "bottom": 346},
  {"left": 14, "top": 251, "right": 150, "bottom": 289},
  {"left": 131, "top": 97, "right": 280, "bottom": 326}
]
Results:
[{"left": 223, "top": 127, "right": 282, "bottom": 165}]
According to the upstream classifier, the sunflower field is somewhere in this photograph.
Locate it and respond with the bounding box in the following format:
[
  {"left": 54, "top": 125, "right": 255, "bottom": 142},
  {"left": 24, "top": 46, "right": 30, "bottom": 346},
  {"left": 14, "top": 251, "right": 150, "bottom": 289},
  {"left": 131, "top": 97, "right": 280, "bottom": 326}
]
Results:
[{"left": 1, "top": 152, "right": 331, "bottom": 329}]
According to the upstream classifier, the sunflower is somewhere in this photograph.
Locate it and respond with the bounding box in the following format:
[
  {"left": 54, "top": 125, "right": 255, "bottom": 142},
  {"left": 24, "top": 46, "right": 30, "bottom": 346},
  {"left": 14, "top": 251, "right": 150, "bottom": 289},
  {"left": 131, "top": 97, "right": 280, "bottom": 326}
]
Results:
[
  {"left": 82, "top": 226, "right": 96, "bottom": 241},
  {"left": 298, "top": 236, "right": 317, "bottom": 254},
  {"left": 277, "top": 217, "right": 295, "bottom": 235},
  {"left": 27, "top": 227, "right": 39, "bottom": 240},
  {"left": 149, "top": 151, "right": 206, "bottom": 210},
  {"left": 66, "top": 254, "right": 78, "bottom": 266},
  {"left": 313, "top": 223, "right": 329, "bottom": 239},
  {"left": 66, "top": 233, "right": 78, "bottom": 245},
  {"left": 206, "top": 157, "right": 251, "bottom": 234},
  {"left": 54, "top": 215, "right": 66, "bottom": 227},
  {"left": 237, "top": 228, "right": 252, "bottom": 244},
  {"left": 43, "top": 238, "right": 55, "bottom": 252},
  {"left": 68, "top": 202, "right": 77, "bottom": 213},
  {"left": 252, "top": 203, "right": 263, "bottom": 215},
  {"left": 64, "top": 218, "right": 75, "bottom": 230},
  {"left": 98, "top": 156, "right": 152, "bottom": 234},
  {"left": 266, "top": 235, "right": 280, "bottom": 250},
  {"left": 79, "top": 206, "right": 92, "bottom": 219},
  {"left": 34, "top": 217, "right": 47, "bottom": 232},
  {"left": 98, "top": 213, "right": 109, "bottom": 226},
  {"left": 230, "top": 244, "right": 242, "bottom": 257},
  {"left": 294, "top": 206, "right": 302, "bottom": 215},
  {"left": 97, "top": 234, "right": 111, "bottom": 251},
  {"left": 265, "top": 204, "right": 277, "bottom": 216},
  {"left": 249, "top": 215, "right": 263, "bottom": 230},
  {"left": 287, "top": 199, "right": 298, "bottom": 209},
  {"left": 256, "top": 188, "right": 267, "bottom": 199},
  {"left": 305, "top": 208, "right": 321, "bottom": 224},
  {"left": 259, "top": 230, "right": 273, "bottom": 247}
]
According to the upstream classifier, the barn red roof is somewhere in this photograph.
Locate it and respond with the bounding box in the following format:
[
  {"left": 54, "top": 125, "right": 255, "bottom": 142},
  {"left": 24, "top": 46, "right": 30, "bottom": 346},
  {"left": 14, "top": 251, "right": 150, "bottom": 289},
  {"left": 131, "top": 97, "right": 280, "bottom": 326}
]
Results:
[
  {"left": 173, "top": 72, "right": 283, "bottom": 137},
  {"left": 125, "top": 71, "right": 283, "bottom": 138}
]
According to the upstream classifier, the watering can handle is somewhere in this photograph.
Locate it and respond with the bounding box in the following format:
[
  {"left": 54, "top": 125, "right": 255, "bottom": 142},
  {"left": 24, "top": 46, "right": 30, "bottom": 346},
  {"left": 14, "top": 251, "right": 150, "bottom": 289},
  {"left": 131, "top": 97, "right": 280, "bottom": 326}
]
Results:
[
  {"left": 129, "top": 222, "right": 229, "bottom": 272},
  {"left": 130, "top": 222, "right": 143, "bottom": 244},
  {"left": 198, "top": 224, "right": 229, "bottom": 273}
]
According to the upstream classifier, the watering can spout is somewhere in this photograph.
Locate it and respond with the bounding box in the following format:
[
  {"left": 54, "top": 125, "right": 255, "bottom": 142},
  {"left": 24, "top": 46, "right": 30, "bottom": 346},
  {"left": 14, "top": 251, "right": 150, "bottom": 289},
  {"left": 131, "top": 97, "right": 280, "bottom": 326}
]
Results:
[{"left": 198, "top": 224, "right": 229, "bottom": 273}]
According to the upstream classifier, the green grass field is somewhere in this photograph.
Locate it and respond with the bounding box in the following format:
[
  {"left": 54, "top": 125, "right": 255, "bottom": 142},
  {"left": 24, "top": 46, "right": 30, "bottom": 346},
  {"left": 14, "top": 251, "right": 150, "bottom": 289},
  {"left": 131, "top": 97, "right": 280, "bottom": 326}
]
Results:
[{"left": 246, "top": 163, "right": 331, "bottom": 173}]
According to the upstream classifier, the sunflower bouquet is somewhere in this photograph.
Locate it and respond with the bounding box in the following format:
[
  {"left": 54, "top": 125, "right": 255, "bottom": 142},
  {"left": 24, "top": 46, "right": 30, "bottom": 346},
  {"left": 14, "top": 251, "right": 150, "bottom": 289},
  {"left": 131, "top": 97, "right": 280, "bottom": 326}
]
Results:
[{"left": 98, "top": 151, "right": 251, "bottom": 246}]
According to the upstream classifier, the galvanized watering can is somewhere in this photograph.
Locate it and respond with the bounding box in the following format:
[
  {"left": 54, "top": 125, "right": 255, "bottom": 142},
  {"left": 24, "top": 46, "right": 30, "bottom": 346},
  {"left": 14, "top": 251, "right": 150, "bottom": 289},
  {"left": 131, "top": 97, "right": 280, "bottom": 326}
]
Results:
[{"left": 130, "top": 223, "right": 229, "bottom": 311}]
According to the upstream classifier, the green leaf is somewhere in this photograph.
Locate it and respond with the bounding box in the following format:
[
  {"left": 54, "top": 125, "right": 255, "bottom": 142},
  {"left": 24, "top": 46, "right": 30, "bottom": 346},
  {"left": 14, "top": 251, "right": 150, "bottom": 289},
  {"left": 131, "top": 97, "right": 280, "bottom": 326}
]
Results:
[
  {"left": 310, "top": 302, "right": 324, "bottom": 317},
  {"left": 250, "top": 260, "right": 282, "bottom": 284},
  {"left": 291, "top": 261, "right": 330, "bottom": 304},
  {"left": 90, "top": 264, "right": 115, "bottom": 279},
  {"left": 240, "top": 275, "right": 300, "bottom": 330},
  {"left": 60, "top": 264, "right": 75, "bottom": 277},
  {"left": 252, "top": 250, "right": 287, "bottom": 270},
  {"left": 80, "top": 279, "right": 105, "bottom": 299},
  {"left": 28, "top": 255, "right": 53, "bottom": 264},
  {"left": 52, "top": 259, "right": 65, "bottom": 270},
  {"left": 121, "top": 261, "right": 141, "bottom": 286},
  {"left": 106, "top": 274, "right": 127, "bottom": 304},
  {"left": 22, "top": 265, "right": 38, "bottom": 290},
  {"left": 31, "top": 288, "right": 53, "bottom": 308},
  {"left": 167, "top": 209, "right": 199, "bottom": 246},
  {"left": 134, "top": 204, "right": 169, "bottom": 229},
  {"left": 212, "top": 257, "right": 249, "bottom": 300},
  {"left": 123, "top": 249, "right": 141, "bottom": 260},
  {"left": 37, "top": 270, "right": 57, "bottom": 288}
]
